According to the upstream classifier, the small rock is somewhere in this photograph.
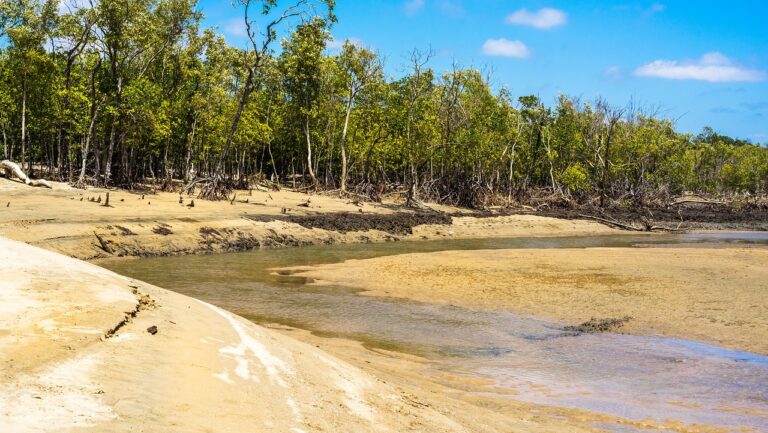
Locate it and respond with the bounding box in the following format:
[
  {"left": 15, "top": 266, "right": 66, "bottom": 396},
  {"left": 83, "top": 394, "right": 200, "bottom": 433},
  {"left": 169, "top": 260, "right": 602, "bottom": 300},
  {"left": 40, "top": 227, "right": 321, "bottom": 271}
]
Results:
[{"left": 147, "top": 325, "right": 158, "bottom": 335}]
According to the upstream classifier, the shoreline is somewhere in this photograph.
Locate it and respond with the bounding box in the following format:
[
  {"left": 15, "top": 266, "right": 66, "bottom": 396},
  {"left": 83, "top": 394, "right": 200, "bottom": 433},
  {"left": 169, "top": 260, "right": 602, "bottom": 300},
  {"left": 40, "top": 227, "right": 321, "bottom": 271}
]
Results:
[
  {"left": 3, "top": 179, "right": 766, "bottom": 432},
  {"left": 1, "top": 236, "right": 521, "bottom": 432},
  {"left": 0, "top": 179, "right": 618, "bottom": 261}
]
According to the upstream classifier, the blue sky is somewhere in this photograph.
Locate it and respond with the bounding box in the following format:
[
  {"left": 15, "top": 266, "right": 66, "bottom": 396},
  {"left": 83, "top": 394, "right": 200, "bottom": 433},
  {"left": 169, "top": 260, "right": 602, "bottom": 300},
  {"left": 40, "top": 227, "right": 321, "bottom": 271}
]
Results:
[{"left": 198, "top": 0, "right": 768, "bottom": 142}]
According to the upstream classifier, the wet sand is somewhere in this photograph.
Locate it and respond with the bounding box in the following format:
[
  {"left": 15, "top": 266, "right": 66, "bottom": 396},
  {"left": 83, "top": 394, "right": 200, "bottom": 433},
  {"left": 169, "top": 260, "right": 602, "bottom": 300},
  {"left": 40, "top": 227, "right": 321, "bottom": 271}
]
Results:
[
  {"left": 1, "top": 237, "right": 528, "bottom": 432},
  {"left": 290, "top": 247, "right": 768, "bottom": 354}
]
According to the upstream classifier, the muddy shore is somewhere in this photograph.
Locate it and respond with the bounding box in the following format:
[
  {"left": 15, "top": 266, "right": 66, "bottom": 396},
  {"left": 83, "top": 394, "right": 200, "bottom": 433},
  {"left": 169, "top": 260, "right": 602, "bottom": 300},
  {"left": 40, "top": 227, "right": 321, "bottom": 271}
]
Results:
[
  {"left": 289, "top": 247, "right": 768, "bottom": 354},
  {"left": 0, "top": 179, "right": 616, "bottom": 260},
  {"left": 530, "top": 202, "right": 768, "bottom": 231}
]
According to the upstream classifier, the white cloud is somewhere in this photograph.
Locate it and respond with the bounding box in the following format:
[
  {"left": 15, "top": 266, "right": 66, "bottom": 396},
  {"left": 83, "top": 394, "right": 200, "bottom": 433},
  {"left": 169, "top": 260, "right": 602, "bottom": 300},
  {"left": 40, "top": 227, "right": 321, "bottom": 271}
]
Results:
[
  {"left": 404, "top": 0, "right": 426, "bottom": 16},
  {"left": 482, "top": 39, "right": 530, "bottom": 58},
  {"left": 641, "top": 3, "right": 667, "bottom": 19},
  {"left": 505, "top": 8, "right": 567, "bottom": 30},
  {"left": 224, "top": 19, "right": 247, "bottom": 37},
  {"left": 327, "top": 37, "right": 364, "bottom": 50},
  {"left": 604, "top": 66, "right": 622, "bottom": 80},
  {"left": 634, "top": 52, "right": 766, "bottom": 83},
  {"left": 437, "top": 0, "right": 464, "bottom": 16}
]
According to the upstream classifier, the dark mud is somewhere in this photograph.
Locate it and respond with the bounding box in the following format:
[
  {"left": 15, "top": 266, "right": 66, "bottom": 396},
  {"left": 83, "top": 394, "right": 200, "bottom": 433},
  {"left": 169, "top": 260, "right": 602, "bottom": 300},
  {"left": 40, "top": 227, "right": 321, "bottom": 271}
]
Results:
[
  {"left": 564, "top": 316, "right": 633, "bottom": 334},
  {"left": 246, "top": 211, "right": 453, "bottom": 235},
  {"left": 198, "top": 226, "right": 313, "bottom": 252},
  {"left": 514, "top": 203, "right": 768, "bottom": 231}
]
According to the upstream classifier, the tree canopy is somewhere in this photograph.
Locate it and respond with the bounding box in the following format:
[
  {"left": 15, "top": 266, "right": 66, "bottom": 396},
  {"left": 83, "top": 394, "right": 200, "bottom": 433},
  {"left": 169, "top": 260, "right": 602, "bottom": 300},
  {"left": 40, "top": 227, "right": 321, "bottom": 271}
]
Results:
[{"left": 1, "top": 0, "right": 765, "bottom": 207}]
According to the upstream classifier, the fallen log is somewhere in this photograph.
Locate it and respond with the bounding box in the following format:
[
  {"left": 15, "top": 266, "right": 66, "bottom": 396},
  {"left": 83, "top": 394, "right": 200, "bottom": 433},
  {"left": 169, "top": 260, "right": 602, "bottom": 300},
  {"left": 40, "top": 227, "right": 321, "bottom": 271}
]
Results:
[
  {"left": 578, "top": 214, "right": 645, "bottom": 231},
  {"left": 0, "top": 160, "right": 52, "bottom": 188},
  {"left": 670, "top": 200, "right": 727, "bottom": 206},
  {"left": 579, "top": 214, "right": 681, "bottom": 232}
]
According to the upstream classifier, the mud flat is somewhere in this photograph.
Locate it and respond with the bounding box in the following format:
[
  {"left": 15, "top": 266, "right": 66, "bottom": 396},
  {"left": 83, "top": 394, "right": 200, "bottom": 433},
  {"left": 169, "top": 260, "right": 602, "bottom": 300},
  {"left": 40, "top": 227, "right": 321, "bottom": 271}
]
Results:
[
  {"left": 3, "top": 236, "right": 545, "bottom": 432},
  {"left": 288, "top": 247, "right": 768, "bottom": 354},
  {"left": 0, "top": 179, "right": 614, "bottom": 260}
]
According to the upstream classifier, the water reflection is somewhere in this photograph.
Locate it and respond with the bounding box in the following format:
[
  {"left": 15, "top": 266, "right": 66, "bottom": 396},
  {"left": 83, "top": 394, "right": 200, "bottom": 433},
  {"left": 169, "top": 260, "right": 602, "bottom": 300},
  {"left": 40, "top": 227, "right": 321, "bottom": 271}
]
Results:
[{"left": 104, "top": 233, "right": 768, "bottom": 431}]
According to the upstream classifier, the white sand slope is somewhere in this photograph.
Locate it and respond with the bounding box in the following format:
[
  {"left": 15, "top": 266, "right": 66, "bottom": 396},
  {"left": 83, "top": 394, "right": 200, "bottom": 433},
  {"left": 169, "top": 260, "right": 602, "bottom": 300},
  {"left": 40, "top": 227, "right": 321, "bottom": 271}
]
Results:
[{"left": 0, "top": 237, "right": 473, "bottom": 432}]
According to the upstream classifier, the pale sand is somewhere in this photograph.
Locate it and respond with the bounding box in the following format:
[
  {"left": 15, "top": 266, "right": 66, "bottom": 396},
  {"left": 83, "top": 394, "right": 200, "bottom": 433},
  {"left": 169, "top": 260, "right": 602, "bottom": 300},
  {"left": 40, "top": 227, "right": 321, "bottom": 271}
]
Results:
[
  {"left": 289, "top": 247, "right": 768, "bottom": 354},
  {"left": 0, "top": 237, "right": 472, "bottom": 432},
  {"left": 2, "top": 236, "right": 630, "bottom": 433},
  {"left": 0, "top": 178, "right": 614, "bottom": 260}
]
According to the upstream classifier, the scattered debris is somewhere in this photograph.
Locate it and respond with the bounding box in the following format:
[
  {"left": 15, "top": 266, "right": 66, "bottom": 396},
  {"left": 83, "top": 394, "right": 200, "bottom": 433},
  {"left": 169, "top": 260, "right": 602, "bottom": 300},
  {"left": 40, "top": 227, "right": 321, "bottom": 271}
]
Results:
[
  {"left": 114, "top": 225, "right": 137, "bottom": 236},
  {"left": 152, "top": 224, "right": 173, "bottom": 236},
  {"left": 564, "top": 316, "right": 633, "bottom": 334}
]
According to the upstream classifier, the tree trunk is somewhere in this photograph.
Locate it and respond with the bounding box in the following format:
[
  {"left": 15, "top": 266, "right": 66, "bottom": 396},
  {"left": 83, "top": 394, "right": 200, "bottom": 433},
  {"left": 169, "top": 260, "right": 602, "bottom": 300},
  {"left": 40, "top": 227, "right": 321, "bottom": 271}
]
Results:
[
  {"left": 339, "top": 90, "right": 354, "bottom": 192},
  {"left": 305, "top": 115, "right": 317, "bottom": 186},
  {"left": 2, "top": 123, "right": 7, "bottom": 160},
  {"left": 600, "top": 127, "right": 613, "bottom": 208},
  {"left": 104, "top": 75, "right": 123, "bottom": 186},
  {"left": 77, "top": 101, "right": 101, "bottom": 187},
  {"left": 21, "top": 72, "right": 27, "bottom": 171}
]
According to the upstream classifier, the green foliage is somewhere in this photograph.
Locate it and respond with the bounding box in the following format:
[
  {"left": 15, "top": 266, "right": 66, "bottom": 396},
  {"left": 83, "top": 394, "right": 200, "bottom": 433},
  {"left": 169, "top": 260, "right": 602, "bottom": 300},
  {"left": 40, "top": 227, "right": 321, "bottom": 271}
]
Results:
[
  {"left": 560, "top": 163, "right": 591, "bottom": 195},
  {"left": 0, "top": 0, "right": 764, "bottom": 205}
]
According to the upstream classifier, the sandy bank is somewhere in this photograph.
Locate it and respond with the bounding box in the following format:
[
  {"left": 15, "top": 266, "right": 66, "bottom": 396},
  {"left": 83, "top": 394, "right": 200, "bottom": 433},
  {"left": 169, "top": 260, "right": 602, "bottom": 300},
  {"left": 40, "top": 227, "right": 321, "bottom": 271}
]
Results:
[
  {"left": 0, "top": 179, "right": 613, "bottom": 260},
  {"left": 288, "top": 247, "right": 768, "bottom": 354},
  {"left": 4, "top": 236, "right": 531, "bottom": 432}
]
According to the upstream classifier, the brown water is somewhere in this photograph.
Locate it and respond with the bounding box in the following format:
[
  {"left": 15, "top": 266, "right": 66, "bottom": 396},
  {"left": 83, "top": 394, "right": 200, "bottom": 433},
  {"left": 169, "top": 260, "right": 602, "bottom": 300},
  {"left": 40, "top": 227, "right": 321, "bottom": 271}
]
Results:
[{"left": 104, "top": 233, "right": 768, "bottom": 432}]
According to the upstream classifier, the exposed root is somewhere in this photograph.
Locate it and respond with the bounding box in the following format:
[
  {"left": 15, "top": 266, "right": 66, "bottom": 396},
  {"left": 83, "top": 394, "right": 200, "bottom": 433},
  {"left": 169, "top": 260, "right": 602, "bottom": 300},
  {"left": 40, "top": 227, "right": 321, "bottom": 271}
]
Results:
[{"left": 182, "top": 174, "right": 233, "bottom": 200}]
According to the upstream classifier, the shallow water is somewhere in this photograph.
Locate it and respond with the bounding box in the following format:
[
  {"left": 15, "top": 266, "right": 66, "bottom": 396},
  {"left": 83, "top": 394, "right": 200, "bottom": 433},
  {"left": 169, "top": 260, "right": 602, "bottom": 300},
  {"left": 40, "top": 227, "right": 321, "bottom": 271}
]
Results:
[{"left": 104, "top": 233, "right": 768, "bottom": 432}]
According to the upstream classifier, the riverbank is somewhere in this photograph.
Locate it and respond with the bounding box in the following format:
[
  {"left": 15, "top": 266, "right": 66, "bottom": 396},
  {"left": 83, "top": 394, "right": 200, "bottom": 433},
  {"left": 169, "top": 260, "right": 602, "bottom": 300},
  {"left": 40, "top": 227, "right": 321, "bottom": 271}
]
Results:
[
  {"left": 3, "top": 236, "right": 546, "bottom": 432},
  {"left": 288, "top": 246, "right": 768, "bottom": 354},
  {"left": 0, "top": 180, "right": 636, "bottom": 432},
  {"left": 4, "top": 178, "right": 766, "bottom": 432},
  {"left": 0, "top": 179, "right": 615, "bottom": 260}
]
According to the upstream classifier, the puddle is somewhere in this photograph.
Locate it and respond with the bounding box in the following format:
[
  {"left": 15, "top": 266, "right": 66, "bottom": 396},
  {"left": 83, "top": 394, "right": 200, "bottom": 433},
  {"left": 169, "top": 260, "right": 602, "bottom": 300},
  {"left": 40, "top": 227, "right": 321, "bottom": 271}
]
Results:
[{"left": 103, "top": 233, "right": 768, "bottom": 431}]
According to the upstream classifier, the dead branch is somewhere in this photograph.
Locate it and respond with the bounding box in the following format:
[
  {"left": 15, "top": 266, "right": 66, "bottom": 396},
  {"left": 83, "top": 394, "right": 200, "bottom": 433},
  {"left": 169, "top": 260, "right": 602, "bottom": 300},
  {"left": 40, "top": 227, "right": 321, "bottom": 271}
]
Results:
[
  {"left": 579, "top": 214, "right": 681, "bottom": 232},
  {"left": 670, "top": 200, "right": 727, "bottom": 206},
  {"left": 0, "top": 160, "right": 52, "bottom": 188},
  {"left": 578, "top": 214, "right": 644, "bottom": 231}
]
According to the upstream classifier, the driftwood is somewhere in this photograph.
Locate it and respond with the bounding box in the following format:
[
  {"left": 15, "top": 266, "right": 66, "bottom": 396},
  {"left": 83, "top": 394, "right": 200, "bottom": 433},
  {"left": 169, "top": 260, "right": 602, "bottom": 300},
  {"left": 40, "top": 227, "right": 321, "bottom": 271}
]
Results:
[
  {"left": 0, "top": 160, "right": 52, "bottom": 188},
  {"left": 94, "top": 232, "right": 113, "bottom": 254},
  {"left": 579, "top": 214, "right": 645, "bottom": 231},
  {"left": 579, "top": 214, "right": 681, "bottom": 232},
  {"left": 670, "top": 199, "right": 726, "bottom": 206}
]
